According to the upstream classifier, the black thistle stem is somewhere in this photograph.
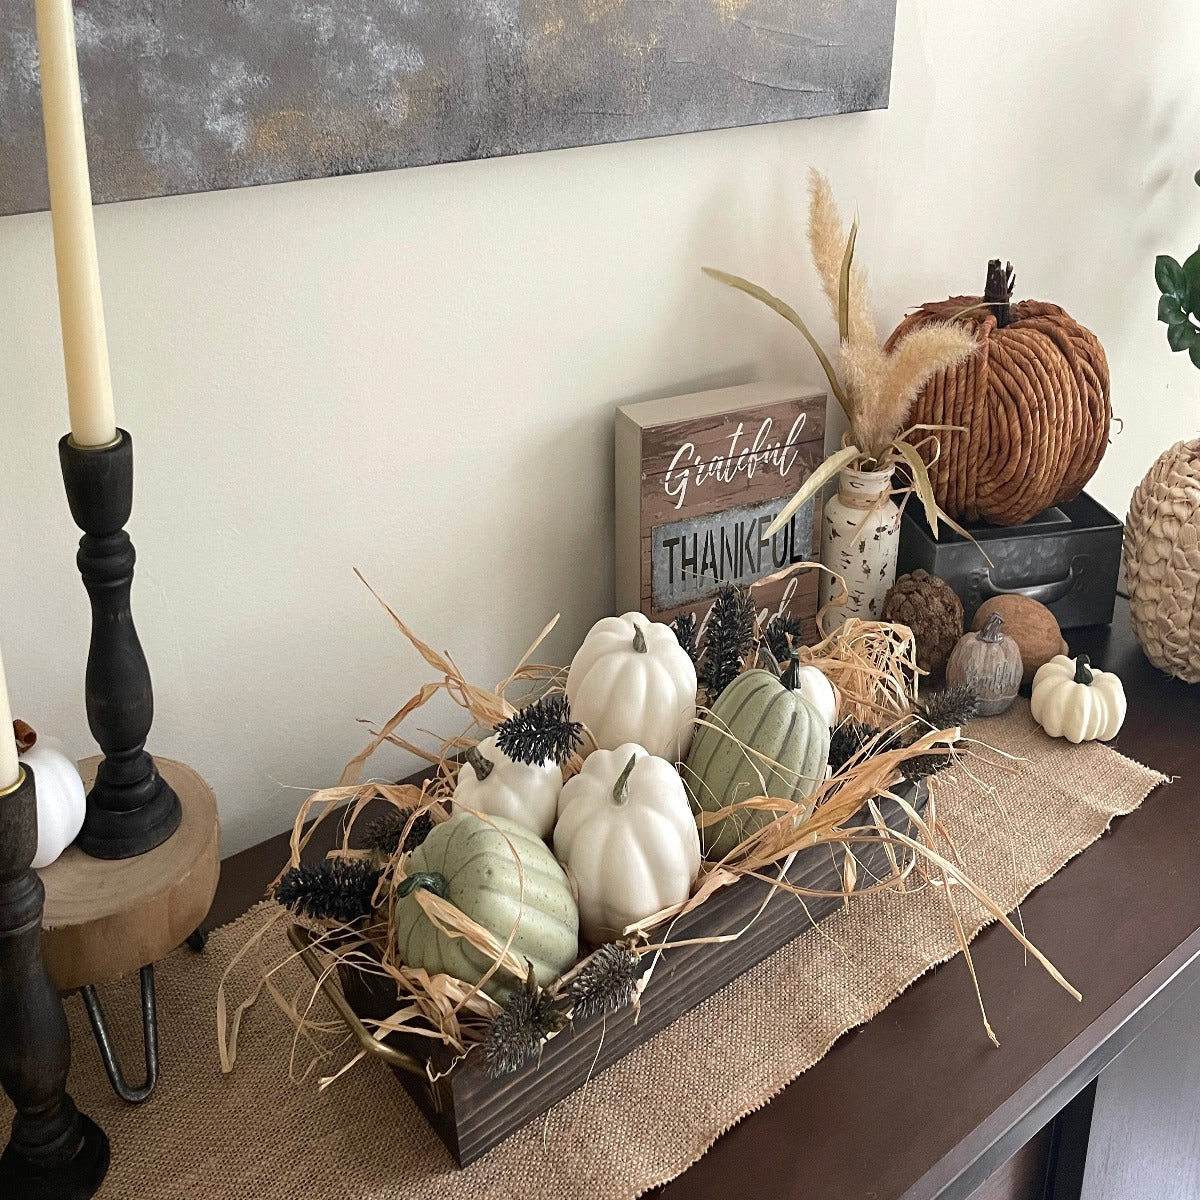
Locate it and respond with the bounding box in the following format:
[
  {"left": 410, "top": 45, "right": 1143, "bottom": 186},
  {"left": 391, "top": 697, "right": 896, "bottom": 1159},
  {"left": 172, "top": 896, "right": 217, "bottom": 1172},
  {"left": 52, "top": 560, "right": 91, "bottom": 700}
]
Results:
[
  {"left": 984, "top": 259, "right": 1015, "bottom": 328},
  {"left": 670, "top": 612, "right": 698, "bottom": 664},
  {"left": 275, "top": 859, "right": 381, "bottom": 922},
  {"left": 700, "top": 584, "right": 756, "bottom": 700},
  {"left": 364, "top": 808, "right": 434, "bottom": 861},
  {"left": 494, "top": 694, "right": 582, "bottom": 766}
]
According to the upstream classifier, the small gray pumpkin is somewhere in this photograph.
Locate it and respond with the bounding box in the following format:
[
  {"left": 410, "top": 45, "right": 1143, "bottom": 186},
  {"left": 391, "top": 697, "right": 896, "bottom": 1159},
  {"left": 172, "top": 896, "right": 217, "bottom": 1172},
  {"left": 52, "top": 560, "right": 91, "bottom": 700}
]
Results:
[{"left": 946, "top": 613, "right": 1022, "bottom": 716}]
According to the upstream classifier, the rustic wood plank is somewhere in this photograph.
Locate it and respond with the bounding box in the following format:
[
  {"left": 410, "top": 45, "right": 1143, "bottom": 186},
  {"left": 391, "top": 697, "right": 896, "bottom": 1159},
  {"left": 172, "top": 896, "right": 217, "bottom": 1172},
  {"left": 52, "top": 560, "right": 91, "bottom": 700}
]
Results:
[{"left": 366, "top": 787, "right": 926, "bottom": 1165}]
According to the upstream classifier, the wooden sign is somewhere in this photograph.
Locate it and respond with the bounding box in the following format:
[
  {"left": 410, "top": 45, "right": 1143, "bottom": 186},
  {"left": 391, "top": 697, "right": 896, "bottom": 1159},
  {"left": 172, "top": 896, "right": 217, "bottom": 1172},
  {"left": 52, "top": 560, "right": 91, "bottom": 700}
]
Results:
[{"left": 615, "top": 382, "right": 826, "bottom": 643}]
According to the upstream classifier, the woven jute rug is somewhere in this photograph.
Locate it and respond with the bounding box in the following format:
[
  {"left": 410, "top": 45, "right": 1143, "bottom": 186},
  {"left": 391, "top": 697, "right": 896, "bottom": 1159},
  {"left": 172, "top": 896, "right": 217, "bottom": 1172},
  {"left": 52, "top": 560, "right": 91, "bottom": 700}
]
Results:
[{"left": 7, "top": 703, "right": 1166, "bottom": 1200}]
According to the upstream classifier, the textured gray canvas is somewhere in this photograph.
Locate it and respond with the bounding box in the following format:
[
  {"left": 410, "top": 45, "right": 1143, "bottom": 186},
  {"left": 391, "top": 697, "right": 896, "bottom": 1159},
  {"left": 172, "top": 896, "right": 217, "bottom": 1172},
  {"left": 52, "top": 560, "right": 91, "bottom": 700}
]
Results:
[{"left": 0, "top": 1, "right": 897, "bottom": 216}]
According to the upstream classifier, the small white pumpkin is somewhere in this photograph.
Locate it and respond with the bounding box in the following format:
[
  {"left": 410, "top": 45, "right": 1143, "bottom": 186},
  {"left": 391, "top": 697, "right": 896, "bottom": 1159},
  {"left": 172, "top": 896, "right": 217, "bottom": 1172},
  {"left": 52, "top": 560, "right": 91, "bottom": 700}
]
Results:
[
  {"left": 782, "top": 659, "right": 838, "bottom": 727},
  {"left": 553, "top": 742, "right": 700, "bottom": 945},
  {"left": 566, "top": 613, "right": 697, "bottom": 762},
  {"left": 20, "top": 735, "right": 86, "bottom": 870},
  {"left": 451, "top": 735, "right": 562, "bottom": 838},
  {"left": 1030, "top": 654, "right": 1127, "bottom": 743}
]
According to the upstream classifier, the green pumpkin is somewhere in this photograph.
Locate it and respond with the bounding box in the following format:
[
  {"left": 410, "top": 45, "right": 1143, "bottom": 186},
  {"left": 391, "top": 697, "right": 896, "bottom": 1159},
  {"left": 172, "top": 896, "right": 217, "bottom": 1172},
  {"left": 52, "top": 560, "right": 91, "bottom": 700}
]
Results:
[
  {"left": 683, "top": 670, "right": 830, "bottom": 861},
  {"left": 393, "top": 811, "right": 579, "bottom": 1001}
]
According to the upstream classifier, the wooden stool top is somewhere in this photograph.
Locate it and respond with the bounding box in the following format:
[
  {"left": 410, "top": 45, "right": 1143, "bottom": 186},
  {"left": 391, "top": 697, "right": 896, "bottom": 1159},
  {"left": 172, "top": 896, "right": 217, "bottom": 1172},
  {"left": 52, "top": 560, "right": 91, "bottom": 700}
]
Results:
[{"left": 39, "top": 757, "right": 220, "bottom": 990}]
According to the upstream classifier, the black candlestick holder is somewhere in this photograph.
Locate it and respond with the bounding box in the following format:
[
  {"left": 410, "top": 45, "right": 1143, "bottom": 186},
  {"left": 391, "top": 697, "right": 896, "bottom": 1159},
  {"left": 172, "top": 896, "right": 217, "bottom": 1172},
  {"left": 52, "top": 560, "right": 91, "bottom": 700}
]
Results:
[
  {"left": 59, "top": 429, "right": 181, "bottom": 859},
  {"left": 0, "top": 765, "right": 109, "bottom": 1199}
]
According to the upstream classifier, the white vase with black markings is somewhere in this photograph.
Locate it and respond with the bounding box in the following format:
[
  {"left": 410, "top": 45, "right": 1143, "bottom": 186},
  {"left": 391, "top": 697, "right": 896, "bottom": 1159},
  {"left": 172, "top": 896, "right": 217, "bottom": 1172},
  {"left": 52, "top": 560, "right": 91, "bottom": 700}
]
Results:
[{"left": 818, "top": 466, "right": 900, "bottom": 634}]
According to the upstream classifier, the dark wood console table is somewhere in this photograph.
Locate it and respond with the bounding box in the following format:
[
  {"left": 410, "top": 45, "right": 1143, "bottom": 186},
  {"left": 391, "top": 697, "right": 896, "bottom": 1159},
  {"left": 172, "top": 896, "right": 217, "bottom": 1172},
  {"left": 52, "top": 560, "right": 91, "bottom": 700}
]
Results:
[{"left": 206, "top": 596, "right": 1200, "bottom": 1200}]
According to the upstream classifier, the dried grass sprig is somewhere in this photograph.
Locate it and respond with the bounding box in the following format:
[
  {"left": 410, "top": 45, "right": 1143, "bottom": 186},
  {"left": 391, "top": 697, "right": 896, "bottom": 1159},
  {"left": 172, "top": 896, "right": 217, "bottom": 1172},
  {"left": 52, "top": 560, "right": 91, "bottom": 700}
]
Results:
[
  {"left": 808, "top": 167, "right": 876, "bottom": 350},
  {"left": 703, "top": 170, "right": 981, "bottom": 542}
]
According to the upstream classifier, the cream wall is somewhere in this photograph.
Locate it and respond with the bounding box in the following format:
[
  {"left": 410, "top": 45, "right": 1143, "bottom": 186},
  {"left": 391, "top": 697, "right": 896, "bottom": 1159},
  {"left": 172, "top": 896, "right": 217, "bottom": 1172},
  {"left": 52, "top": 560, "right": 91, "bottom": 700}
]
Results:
[{"left": 2, "top": 1, "right": 1198, "bottom": 854}]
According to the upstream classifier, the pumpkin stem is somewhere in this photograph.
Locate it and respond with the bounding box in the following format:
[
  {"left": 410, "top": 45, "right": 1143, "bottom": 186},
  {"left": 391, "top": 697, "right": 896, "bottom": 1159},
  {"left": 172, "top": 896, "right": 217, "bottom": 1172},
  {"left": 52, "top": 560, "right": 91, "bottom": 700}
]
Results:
[
  {"left": 612, "top": 754, "right": 639, "bottom": 806},
  {"left": 632, "top": 624, "right": 647, "bottom": 654},
  {"left": 1073, "top": 655, "right": 1093, "bottom": 685},
  {"left": 780, "top": 651, "right": 800, "bottom": 690},
  {"left": 979, "top": 612, "right": 1006, "bottom": 643},
  {"left": 465, "top": 745, "right": 494, "bottom": 781},
  {"left": 396, "top": 872, "right": 450, "bottom": 900},
  {"left": 983, "top": 259, "right": 1015, "bottom": 328}
]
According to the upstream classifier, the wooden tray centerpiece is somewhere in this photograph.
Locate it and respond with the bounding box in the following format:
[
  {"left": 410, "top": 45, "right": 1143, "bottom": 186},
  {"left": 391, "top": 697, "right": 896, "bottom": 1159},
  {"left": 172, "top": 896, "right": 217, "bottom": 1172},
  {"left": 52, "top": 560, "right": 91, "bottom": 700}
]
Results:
[{"left": 223, "top": 580, "right": 1074, "bottom": 1167}]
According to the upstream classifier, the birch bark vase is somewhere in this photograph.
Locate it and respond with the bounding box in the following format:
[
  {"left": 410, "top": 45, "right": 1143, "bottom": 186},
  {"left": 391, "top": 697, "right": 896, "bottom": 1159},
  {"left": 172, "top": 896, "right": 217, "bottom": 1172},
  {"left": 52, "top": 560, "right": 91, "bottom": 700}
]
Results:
[{"left": 818, "top": 466, "right": 900, "bottom": 634}]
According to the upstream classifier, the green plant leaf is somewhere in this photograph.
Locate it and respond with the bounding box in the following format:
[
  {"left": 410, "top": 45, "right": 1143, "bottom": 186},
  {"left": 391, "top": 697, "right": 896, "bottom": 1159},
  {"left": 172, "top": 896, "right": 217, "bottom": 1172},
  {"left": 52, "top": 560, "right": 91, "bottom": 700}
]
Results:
[
  {"left": 1159, "top": 294, "right": 1187, "bottom": 325},
  {"left": 838, "top": 218, "right": 858, "bottom": 345},
  {"left": 1156, "top": 254, "right": 1187, "bottom": 300},
  {"left": 1167, "top": 319, "right": 1200, "bottom": 352},
  {"left": 763, "top": 445, "right": 862, "bottom": 540},
  {"left": 1183, "top": 248, "right": 1200, "bottom": 314},
  {"left": 703, "top": 268, "right": 850, "bottom": 414},
  {"left": 1190, "top": 342, "right": 1200, "bottom": 369},
  {"left": 1194, "top": 168, "right": 1200, "bottom": 187}
]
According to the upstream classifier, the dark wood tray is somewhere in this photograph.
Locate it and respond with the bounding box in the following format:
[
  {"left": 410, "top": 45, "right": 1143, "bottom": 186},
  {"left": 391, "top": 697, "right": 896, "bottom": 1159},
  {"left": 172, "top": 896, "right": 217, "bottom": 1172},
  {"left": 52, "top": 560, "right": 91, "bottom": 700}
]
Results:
[{"left": 292, "top": 781, "right": 927, "bottom": 1166}]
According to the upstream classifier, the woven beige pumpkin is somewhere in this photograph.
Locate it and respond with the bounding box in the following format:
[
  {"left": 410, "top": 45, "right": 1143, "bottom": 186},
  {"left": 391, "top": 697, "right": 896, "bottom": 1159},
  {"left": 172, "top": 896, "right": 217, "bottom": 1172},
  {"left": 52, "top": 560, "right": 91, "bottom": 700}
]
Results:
[{"left": 1124, "top": 438, "right": 1200, "bottom": 682}]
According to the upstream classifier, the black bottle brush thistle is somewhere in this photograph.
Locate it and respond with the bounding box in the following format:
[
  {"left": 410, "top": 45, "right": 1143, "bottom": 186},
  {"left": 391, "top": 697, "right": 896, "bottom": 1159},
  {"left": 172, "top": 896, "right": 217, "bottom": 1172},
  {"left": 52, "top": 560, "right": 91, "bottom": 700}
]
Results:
[
  {"left": 276, "top": 859, "right": 381, "bottom": 923},
  {"left": 494, "top": 694, "right": 582, "bottom": 766}
]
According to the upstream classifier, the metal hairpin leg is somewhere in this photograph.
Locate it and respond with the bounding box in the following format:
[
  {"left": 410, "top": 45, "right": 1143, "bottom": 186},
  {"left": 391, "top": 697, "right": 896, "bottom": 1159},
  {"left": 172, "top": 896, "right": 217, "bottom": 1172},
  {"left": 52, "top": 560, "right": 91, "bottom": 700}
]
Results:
[{"left": 80, "top": 964, "right": 159, "bottom": 1104}]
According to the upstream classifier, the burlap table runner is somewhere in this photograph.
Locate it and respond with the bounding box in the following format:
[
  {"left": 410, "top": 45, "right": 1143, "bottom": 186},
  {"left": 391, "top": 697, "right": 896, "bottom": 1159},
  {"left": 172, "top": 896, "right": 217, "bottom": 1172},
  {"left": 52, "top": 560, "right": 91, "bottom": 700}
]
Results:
[{"left": 7, "top": 703, "right": 1166, "bottom": 1200}]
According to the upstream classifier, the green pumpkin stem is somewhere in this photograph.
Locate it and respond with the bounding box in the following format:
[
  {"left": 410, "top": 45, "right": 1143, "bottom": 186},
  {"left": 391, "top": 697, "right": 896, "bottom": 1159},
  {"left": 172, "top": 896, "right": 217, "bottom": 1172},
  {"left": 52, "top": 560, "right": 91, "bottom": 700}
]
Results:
[
  {"left": 984, "top": 259, "right": 1015, "bottom": 328},
  {"left": 632, "top": 625, "right": 648, "bottom": 654},
  {"left": 780, "top": 651, "right": 800, "bottom": 691},
  {"left": 612, "top": 754, "right": 639, "bottom": 806},
  {"left": 396, "top": 872, "right": 450, "bottom": 900},
  {"left": 1073, "top": 655, "right": 1093, "bottom": 685},
  {"left": 466, "top": 745, "right": 494, "bottom": 781},
  {"left": 979, "top": 612, "right": 1006, "bottom": 643}
]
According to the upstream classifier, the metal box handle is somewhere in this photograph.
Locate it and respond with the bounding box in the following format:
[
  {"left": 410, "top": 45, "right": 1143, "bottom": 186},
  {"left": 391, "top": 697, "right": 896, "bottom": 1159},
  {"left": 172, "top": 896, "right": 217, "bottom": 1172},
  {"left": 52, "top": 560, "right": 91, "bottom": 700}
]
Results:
[{"left": 975, "top": 555, "right": 1086, "bottom": 605}]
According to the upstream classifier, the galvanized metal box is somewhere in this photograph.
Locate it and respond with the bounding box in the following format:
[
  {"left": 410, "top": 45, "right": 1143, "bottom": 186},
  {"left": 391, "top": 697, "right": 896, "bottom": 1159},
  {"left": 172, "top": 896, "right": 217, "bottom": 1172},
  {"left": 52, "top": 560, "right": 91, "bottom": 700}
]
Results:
[{"left": 896, "top": 492, "right": 1123, "bottom": 630}]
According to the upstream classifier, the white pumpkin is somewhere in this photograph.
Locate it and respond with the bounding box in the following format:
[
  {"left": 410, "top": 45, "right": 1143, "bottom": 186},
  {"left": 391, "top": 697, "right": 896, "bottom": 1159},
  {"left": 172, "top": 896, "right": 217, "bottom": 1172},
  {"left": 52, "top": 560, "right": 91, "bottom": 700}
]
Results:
[
  {"left": 566, "top": 613, "right": 697, "bottom": 762},
  {"left": 1030, "top": 654, "right": 1127, "bottom": 743},
  {"left": 451, "top": 735, "right": 562, "bottom": 838},
  {"left": 21, "top": 737, "right": 86, "bottom": 870},
  {"left": 553, "top": 742, "right": 700, "bottom": 945},
  {"left": 784, "top": 661, "right": 838, "bottom": 727}
]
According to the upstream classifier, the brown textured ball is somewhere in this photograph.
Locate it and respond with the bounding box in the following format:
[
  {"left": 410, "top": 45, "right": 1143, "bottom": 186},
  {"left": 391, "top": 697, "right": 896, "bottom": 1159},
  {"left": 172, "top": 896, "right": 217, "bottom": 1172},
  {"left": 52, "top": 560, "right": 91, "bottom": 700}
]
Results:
[
  {"left": 970, "top": 595, "right": 1068, "bottom": 684},
  {"left": 882, "top": 570, "right": 965, "bottom": 675}
]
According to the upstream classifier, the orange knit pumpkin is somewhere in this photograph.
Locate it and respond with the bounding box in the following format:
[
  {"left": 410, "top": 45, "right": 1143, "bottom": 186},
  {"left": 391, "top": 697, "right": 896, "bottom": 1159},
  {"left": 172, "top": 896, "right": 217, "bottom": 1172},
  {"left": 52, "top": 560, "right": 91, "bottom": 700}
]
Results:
[{"left": 886, "top": 262, "right": 1111, "bottom": 526}]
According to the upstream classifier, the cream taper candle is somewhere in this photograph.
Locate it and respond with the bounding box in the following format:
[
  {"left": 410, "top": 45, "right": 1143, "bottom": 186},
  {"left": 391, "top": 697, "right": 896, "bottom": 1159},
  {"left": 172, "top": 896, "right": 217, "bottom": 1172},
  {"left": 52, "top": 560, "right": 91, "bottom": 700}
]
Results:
[
  {"left": 0, "top": 643, "right": 20, "bottom": 790},
  {"left": 35, "top": 0, "right": 117, "bottom": 448}
]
